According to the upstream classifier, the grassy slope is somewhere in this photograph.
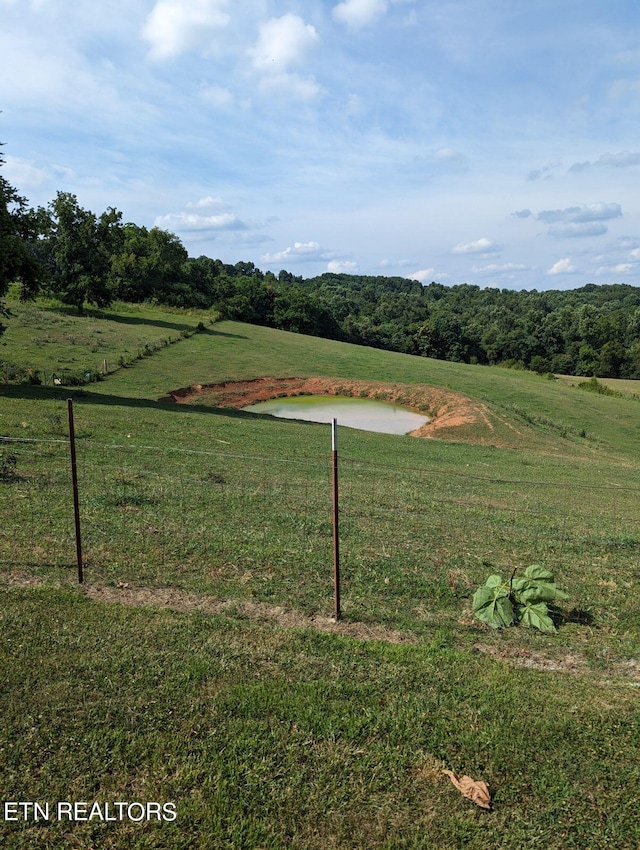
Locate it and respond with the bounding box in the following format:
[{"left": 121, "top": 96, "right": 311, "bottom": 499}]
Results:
[
  {"left": 1, "top": 301, "right": 640, "bottom": 849},
  {"left": 0, "top": 296, "right": 214, "bottom": 379},
  {"left": 83, "top": 317, "right": 640, "bottom": 461}
]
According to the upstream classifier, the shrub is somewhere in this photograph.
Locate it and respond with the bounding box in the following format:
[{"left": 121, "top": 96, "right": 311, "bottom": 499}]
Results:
[{"left": 577, "top": 377, "right": 623, "bottom": 397}]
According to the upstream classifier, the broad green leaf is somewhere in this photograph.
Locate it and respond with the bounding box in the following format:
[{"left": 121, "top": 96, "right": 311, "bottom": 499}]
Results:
[
  {"left": 524, "top": 564, "right": 555, "bottom": 582},
  {"left": 472, "top": 581, "right": 509, "bottom": 610},
  {"left": 473, "top": 585, "right": 515, "bottom": 629},
  {"left": 484, "top": 574, "right": 507, "bottom": 589},
  {"left": 520, "top": 581, "right": 568, "bottom": 603},
  {"left": 512, "top": 577, "right": 535, "bottom": 594},
  {"left": 493, "top": 595, "right": 516, "bottom": 628},
  {"left": 472, "top": 586, "right": 496, "bottom": 611},
  {"left": 518, "top": 601, "right": 556, "bottom": 633},
  {"left": 513, "top": 577, "right": 557, "bottom": 604},
  {"left": 519, "top": 566, "right": 569, "bottom": 602}
]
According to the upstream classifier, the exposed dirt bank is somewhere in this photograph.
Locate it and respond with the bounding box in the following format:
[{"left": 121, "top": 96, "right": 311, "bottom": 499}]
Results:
[{"left": 161, "top": 376, "right": 508, "bottom": 442}]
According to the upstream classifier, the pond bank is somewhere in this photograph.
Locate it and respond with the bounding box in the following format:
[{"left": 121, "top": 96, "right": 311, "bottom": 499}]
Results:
[{"left": 160, "top": 376, "right": 498, "bottom": 441}]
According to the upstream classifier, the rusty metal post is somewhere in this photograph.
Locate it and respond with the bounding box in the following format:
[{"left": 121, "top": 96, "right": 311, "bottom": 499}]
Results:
[
  {"left": 67, "top": 398, "right": 84, "bottom": 584},
  {"left": 332, "top": 418, "right": 341, "bottom": 621}
]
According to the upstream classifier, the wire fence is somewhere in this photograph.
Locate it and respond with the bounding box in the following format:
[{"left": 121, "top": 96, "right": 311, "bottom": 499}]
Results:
[{"left": 2, "top": 423, "right": 639, "bottom": 626}]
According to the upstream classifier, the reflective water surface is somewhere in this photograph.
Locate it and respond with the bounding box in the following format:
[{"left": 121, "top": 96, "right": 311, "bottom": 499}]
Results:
[{"left": 242, "top": 395, "right": 429, "bottom": 435}]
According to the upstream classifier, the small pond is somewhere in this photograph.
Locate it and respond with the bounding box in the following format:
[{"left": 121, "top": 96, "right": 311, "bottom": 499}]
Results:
[{"left": 242, "top": 395, "right": 429, "bottom": 435}]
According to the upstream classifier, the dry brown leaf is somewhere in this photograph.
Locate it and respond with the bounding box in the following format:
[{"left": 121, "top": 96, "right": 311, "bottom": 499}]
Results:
[{"left": 442, "top": 769, "right": 491, "bottom": 809}]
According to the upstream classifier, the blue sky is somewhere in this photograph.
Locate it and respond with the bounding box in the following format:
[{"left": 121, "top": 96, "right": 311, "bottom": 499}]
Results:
[{"left": 2, "top": 0, "right": 640, "bottom": 290}]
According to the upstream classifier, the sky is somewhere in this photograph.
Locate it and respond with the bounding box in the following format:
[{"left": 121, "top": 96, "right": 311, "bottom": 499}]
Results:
[{"left": 2, "top": 0, "right": 640, "bottom": 291}]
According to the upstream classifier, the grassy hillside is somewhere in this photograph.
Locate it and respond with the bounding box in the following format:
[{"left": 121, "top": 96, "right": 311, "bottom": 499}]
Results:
[{"left": 1, "top": 300, "right": 639, "bottom": 849}]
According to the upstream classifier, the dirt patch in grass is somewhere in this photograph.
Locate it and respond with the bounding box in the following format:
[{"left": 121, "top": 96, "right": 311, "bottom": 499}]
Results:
[
  {"left": 472, "top": 641, "right": 587, "bottom": 674},
  {"left": 469, "top": 642, "right": 640, "bottom": 689},
  {"left": 2, "top": 569, "right": 48, "bottom": 588},
  {"left": 84, "top": 583, "right": 416, "bottom": 643},
  {"left": 5, "top": 573, "right": 636, "bottom": 681},
  {"left": 1, "top": 570, "right": 414, "bottom": 643},
  {"left": 161, "top": 376, "right": 512, "bottom": 443}
]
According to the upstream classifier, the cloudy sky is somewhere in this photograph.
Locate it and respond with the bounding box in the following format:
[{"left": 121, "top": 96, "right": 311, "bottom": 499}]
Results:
[{"left": 2, "top": 0, "right": 640, "bottom": 290}]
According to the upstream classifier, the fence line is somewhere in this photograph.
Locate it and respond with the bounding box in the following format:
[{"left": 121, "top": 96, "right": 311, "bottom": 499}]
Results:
[
  {"left": 3, "top": 432, "right": 638, "bottom": 493},
  {"left": 2, "top": 425, "right": 639, "bottom": 626}
]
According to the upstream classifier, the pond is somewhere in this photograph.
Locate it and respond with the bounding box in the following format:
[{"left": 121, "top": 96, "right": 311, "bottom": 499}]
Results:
[{"left": 242, "top": 395, "right": 429, "bottom": 435}]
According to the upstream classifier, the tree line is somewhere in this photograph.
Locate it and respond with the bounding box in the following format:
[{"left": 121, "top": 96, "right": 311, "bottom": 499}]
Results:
[{"left": 3, "top": 146, "right": 640, "bottom": 378}]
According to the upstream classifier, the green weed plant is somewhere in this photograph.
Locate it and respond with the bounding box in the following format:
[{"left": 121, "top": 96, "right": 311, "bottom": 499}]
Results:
[{"left": 472, "top": 564, "right": 569, "bottom": 633}]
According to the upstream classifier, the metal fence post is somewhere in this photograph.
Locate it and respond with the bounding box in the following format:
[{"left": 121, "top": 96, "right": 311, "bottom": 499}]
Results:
[
  {"left": 332, "top": 418, "right": 341, "bottom": 621},
  {"left": 67, "top": 398, "right": 84, "bottom": 584}
]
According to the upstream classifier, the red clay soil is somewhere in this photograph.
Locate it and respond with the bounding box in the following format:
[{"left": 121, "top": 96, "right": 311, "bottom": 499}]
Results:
[{"left": 160, "top": 375, "right": 504, "bottom": 442}]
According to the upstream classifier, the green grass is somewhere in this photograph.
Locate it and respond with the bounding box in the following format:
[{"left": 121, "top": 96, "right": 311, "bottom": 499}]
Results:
[
  {"left": 0, "top": 291, "right": 215, "bottom": 385},
  {"left": 1, "top": 298, "right": 639, "bottom": 848},
  {"left": 1, "top": 588, "right": 639, "bottom": 850}
]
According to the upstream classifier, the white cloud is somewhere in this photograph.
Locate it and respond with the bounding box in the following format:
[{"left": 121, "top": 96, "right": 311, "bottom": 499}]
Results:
[
  {"left": 537, "top": 203, "right": 622, "bottom": 225},
  {"left": 249, "top": 14, "right": 319, "bottom": 73},
  {"left": 333, "top": 0, "right": 388, "bottom": 28},
  {"left": 588, "top": 237, "right": 640, "bottom": 277},
  {"left": 613, "top": 236, "right": 640, "bottom": 250},
  {"left": 452, "top": 237, "right": 502, "bottom": 255},
  {"left": 261, "top": 241, "right": 330, "bottom": 264},
  {"left": 186, "top": 196, "right": 225, "bottom": 210},
  {"left": 2, "top": 154, "right": 51, "bottom": 189},
  {"left": 536, "top": 203, "right": 622, "bottom": 238},
  {"left": 528, "top": 161, "right": 562, "bottom": 181},
  {"left": 2, "top": 154, "right": 76, "bottom": 192},
  {"left": 327, "top": 260, "right": 359, "bottom": 273},
  {"left": 155, "top": 195, "right": 249, "bottom": 233},
  {"left": 547, "top": 258, "right": 577, "bottom": 275},
  {"left": 0, "top": 22, "right": 131, "bottom": 122},
  {"left": 595, "top": 262, "right": 636, "bottom": 276},
  {"left": 142, "top": 0, "right": 230, "bottom": 60},
  {"left": 408, "top": 268, "right": 436, "bottom": 283},
  {"left": 155, "top": 212, "right": 244, "bottom": 231},
  {"left": 512, "top": 209, "right": 532, "bottom": 219},
  {"left": 248, "top": 13, "right": 321, "bottom": 99},
  {"left": 568, "top": 161, "right": 590, "bottom": 174},
  {"left": 548, "top": 222, "right": 609, "bottom": 239},
  {"left": 472, "top": 263, "right": 529, "bottom": 273},
  {"left": 569, "top": 151, "right": 640, "bottom": 173}
]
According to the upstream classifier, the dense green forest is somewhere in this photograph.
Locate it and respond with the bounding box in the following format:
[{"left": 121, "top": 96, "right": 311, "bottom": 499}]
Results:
[{"left": 3, "top": 145, "right": 640, "bottom": 378}]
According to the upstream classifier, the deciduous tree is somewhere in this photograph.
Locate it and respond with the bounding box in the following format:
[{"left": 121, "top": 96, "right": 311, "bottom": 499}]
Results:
[
  {"left": 0, "top": 142, "right": 46, "bottom": 332},
  {"left": 45, "top": 192, "right": 123, "bottom": 314}
]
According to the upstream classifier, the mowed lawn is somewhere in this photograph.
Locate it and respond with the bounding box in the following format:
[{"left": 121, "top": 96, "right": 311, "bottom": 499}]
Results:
[{"left": 1, "top": 300, "right": 639, "bottom": 848}]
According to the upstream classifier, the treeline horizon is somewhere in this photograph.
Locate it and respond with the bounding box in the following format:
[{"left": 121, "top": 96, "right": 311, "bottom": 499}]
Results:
[{"left": 3, "top": 148, "right": 640, "bottom": 379}]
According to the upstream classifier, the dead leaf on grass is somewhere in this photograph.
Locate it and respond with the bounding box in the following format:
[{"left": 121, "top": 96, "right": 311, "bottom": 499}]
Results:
[{"left": 442, "top": 769, "right": 491, "bottom": 809}]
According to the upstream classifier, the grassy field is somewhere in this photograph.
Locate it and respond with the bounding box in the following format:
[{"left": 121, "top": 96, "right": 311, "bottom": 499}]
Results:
[{"left": 1, "top": 297, "right": 639, "bottom": 848}]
